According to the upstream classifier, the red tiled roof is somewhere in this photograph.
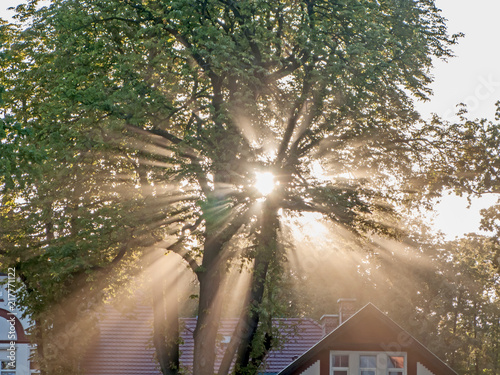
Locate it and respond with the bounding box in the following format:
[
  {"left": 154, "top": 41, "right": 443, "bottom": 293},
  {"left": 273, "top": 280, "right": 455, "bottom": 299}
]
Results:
[
  {"left": 83, "top": 304, "right": 323, "bottom": 375},
  {"left": 179, "top": 318, "right": 241, "bottom": 374},
  {"left": 83, "top": 304, "right": 160, "bottom": 375},
  {"left": 180, "top": 318, "right": 323, "bottom": 374},
  {"left": 262, "top": 319, "right": 323, "bottom": 373}
]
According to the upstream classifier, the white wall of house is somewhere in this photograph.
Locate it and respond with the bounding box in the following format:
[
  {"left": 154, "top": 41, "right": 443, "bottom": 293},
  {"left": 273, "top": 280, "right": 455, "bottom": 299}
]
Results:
[
  {"left": 0, "top": 274, "right": 34, "bottom": 375},
  {"left": 417, "top": 362, "right": 436, "bottom": 375},
  {"left": 299, "top": 360, "right": 320, "bottom": 375},
  {"left": 0, "top": 343, "right": 30, "bottom": 375}
]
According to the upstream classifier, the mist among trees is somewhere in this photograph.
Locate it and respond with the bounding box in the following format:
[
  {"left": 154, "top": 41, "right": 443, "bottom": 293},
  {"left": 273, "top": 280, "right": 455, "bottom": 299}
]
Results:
[{"left": 0, "top": 1, "right": 499, "bottom": 374}]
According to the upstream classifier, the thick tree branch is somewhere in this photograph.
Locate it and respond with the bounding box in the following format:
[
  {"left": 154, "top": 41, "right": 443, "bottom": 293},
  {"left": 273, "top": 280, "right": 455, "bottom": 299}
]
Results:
[
  {"left": 166, "top": 239, "right": 201, "bottom": 274},
  {"left": 275, "top": 67, "right": 314, "bottom": 164},
  {"left": 123, "top": 0, "right": 213, "bottom": 73}
]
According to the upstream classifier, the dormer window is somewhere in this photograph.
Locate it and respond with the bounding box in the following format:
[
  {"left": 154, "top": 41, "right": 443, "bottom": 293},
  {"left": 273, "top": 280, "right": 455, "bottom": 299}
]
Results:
[{"left": 331, "top": 351, "right": 406, "bottom": 375}]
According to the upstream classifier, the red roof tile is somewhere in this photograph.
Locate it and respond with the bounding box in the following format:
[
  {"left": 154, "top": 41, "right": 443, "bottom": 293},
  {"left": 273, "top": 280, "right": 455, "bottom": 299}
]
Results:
[
  {"left": 83, "top": 304, "right": 323, "bottom": 375},
  {"left": 83, "top": 304, "right": 161, "bottom": 375}
]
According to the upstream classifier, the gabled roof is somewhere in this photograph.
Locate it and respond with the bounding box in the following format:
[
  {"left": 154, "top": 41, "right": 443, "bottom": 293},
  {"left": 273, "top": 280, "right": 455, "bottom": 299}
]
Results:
[
  {"left": 277, "top": 303, "right": 457, "bottom": 375},
  {"left": 264, "top": 318, "right": 323, "bottom": 373},
  {"left": 181, "top": 317, "right": 323, "bottom": 374},
  {"left": 83, "top": 303, "right": 160, "bottom": 375},
  {"left": 83, "top": 303, "right": 323, "bottom": 375}
]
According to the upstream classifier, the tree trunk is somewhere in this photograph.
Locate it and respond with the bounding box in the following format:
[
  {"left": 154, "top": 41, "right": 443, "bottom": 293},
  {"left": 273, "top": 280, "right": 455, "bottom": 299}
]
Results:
[
  {"left": 233, "top": 256, "right": 272, "bottom": 374},
  {"left": 219, "top": 204, "right": 278, "bottom": 375},
  {"left": 153, "top": 272, "right": 180, "bottom": 375},
  {"left": 34, "top": 318, "right": 47, "bottom": 375},
  {"left": 450, "top": 290, "right": 463, "bottom": 369},
  {"left": 473, "top": 302, "right": 480, "bottom": 375},
  {"left": 193, "top": 238, "right": 225, "bottom": 375}
]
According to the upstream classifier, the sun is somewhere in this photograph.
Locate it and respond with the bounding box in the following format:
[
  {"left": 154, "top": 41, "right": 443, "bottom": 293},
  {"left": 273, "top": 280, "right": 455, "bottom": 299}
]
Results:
[{"left": 254, "top": 171, "right": 276, "bottom": 196}]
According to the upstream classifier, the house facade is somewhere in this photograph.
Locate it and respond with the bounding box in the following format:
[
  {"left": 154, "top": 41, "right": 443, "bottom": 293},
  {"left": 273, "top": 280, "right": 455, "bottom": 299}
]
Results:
[
  {"left": 0, "top": 273, "right": 35, "bottom": 375},
  {"left": 277, "top": 302, "right": 457, "bottom": 375}
]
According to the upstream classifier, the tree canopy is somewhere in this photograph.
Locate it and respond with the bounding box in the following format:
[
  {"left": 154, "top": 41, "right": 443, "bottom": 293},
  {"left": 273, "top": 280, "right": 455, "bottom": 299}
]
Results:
[{"left": 1, "top": 1, "right": 499, "bottom": 375}]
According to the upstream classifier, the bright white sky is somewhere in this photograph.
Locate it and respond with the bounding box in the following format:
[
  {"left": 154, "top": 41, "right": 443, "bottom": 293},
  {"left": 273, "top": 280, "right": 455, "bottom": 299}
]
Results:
[
  {"left": 417, "top": 0, "right": 500, "bottom": 239},
  {"left": 1, "top": 0, "right": 499, "bottom": 239},
  {"left": 0, "top": 1, "right": 17, "bottom": 20}
]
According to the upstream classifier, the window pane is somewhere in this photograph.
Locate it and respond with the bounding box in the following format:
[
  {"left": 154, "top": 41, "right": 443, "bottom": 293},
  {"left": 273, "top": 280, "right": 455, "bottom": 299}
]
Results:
[
  {"left": 360, "top": 355, "right": 377, "bottom": 368},
  {"left": 334, "top": 355, "right": 349, "bottom": 368},
  {"left": 389, "top": 372, "right": 403, "bottom": 375},
  {"left": 1, "top": 361, "right": 15, "bottom": 369},
  {"left": 334, "top": 371, "right": 348, "bottom": 375},
  {"left": 360, "top": 371, "right": 376, "bottom": 375},
  {"left": 388, "top": 356, "right": 405, "bottom": 369}
]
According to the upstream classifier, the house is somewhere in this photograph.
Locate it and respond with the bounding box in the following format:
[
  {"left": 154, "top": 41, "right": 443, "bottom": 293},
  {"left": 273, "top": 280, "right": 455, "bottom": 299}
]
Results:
[
  {"left": 0, "top": 270, "right": 456, "bottom": 375},
  {"left": 181, "top": 317, "right": 324, "bottom": 375},
  {"left": 277, "top": 300, "right": 457, "bottom": 375},
  {"left": 82, "top": 304, "right": 324, "bottom": 375},
  {"left": 83, "top": 298, "right": 457, "bottom": 375},
  {"left": 0, "top": 273, "right": 36, "bottom": 375}
]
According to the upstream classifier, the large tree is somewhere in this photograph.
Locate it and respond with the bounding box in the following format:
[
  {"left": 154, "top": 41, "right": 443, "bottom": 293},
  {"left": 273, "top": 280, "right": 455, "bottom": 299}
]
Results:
[{"left": 0, "top": 0, "right": 476, "bottom": 374}]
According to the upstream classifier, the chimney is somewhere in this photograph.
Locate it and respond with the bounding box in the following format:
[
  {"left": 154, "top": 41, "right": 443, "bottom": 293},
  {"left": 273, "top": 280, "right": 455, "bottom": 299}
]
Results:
[
  {"left": 338, "top": 298, "right": 357, "bottom": 324},
  {"left": 320, "top": 314, "right": 339, "bottom": 336}
]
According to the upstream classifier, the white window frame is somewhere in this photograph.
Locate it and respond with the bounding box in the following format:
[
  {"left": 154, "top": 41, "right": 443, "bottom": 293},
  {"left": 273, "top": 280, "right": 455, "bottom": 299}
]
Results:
[
  {"left": 359, "top": 354, "right": 378, "bottom": 375},
  {"left": 330, "top": 351, "right": 407, "bottom": 375},
  {"left": 0, "top": 359, "right": 16, "bottom": 375},
  {"left": 331, "top": 353, "right": 350, "bottom": 375}
]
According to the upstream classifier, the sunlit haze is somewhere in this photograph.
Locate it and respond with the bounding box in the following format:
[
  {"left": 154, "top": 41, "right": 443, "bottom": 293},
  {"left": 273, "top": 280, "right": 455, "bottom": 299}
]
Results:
[
  {"left": 1, "top": 2, "right": 498, "bottom": 374},
  {"left": 0, "top": 0, "right": 498, "bottom": 238}
]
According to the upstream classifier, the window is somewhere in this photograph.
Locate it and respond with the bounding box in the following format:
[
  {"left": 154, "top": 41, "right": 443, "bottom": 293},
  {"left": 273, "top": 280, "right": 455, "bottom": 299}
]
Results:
[
  {"left": 332, "top": 354, "right": 349, "bottom": 375},
  {"left": 1, "top": 360, "right": 15, "bottom": 375},
  {"left": 387, "top": 356, "right": 404, "bottom": 375},
  {"left": 359, "top": 355, "right": 377, "bottom": 375},
  {"left": 330, "top": 351, "right": 407, "bottom": 375}
]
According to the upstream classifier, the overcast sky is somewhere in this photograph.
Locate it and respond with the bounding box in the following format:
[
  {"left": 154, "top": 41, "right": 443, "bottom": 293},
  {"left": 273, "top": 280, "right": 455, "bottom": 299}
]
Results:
[{"left": 1, "top": 0, "right": 499, "bottom": 239}]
